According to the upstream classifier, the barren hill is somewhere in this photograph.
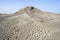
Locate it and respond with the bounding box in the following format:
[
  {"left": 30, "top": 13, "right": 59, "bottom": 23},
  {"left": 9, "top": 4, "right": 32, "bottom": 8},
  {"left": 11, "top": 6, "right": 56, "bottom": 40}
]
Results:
[{"left": 0, "top": 6, "right": 60, "bottom": 40}]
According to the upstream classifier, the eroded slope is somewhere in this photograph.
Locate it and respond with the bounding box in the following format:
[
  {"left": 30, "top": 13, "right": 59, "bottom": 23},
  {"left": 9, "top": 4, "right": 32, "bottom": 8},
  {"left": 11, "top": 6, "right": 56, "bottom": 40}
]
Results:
[{"left": 0, "top": 6, "right": 60, "bottom": 40}]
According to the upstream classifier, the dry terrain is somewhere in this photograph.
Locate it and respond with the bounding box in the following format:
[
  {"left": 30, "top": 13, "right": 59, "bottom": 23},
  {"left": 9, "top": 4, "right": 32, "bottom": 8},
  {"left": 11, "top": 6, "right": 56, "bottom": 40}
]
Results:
[{"left": 0, "top": 6, "right": 60, "bottom": 40}]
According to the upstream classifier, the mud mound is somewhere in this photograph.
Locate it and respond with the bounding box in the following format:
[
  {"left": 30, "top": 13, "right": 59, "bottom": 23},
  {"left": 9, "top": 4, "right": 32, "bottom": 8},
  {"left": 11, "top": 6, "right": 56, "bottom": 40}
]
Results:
[{"left": 0, "top": 6, "right": 60, "bottom": 40}]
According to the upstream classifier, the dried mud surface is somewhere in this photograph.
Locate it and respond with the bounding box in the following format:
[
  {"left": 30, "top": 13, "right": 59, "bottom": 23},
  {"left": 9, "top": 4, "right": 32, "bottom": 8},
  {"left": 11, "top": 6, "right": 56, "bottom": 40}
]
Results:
[{"left": 0, "top": 6, "right": 60, "bottom": 40}]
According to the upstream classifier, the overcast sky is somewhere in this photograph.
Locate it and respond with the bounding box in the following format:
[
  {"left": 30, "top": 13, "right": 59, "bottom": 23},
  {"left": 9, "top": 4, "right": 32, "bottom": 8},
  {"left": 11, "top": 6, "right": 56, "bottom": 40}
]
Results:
[{"left": 0, "top": 0, "right": 60, "bottom": 14}]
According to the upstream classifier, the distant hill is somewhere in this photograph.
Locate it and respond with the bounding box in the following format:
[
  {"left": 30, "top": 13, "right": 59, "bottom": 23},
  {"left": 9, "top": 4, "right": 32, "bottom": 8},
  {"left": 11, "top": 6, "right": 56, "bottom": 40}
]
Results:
[{"left": 0, "top": 6, "right": 60, "bottom": 40}]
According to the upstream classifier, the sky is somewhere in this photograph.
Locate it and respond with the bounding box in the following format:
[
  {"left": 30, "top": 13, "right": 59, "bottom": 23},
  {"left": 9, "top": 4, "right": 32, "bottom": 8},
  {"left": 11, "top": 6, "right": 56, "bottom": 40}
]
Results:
[{"left": 0, "top": 0, "right": 60, "bottom": 14}]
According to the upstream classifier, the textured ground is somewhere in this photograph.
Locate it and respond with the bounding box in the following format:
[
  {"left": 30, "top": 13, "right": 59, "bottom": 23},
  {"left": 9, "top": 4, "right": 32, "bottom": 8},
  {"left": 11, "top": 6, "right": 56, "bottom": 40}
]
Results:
[{"left": 0, "top": 6, "right": 60, "bottom": 40}]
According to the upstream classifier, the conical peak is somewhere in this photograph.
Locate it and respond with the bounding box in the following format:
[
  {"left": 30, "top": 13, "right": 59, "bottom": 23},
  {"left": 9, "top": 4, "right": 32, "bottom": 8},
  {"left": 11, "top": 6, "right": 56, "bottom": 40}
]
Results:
[{"left": 15, "top": 6, "right": 42, "bottom": 14}]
